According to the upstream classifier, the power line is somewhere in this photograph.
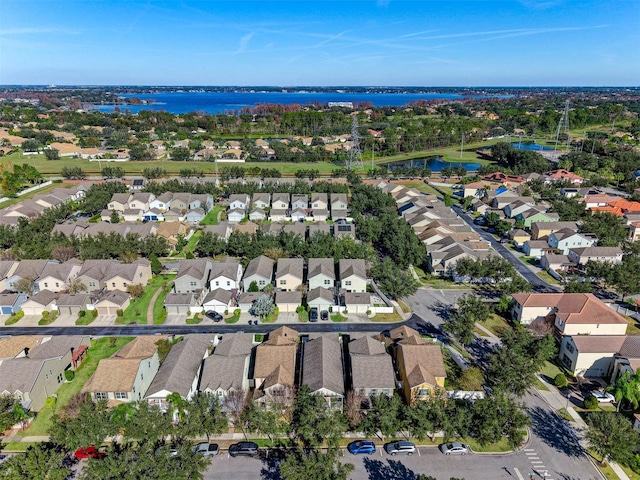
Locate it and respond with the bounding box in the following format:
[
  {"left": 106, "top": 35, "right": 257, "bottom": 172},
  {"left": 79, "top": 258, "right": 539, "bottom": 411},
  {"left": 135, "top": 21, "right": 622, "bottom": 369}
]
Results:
[{"left": 345, "top": 116, "right": 363, "bottom": 170}]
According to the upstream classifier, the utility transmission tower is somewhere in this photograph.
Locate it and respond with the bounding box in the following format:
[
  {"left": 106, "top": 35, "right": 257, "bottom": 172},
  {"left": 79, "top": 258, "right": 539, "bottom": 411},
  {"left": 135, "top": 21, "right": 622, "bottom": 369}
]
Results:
[
  {"left": 346, "top": 116, "right": 363, "bottom": 170},
  {"left": 554, "top": 99, "right": 571, "bottom": 153}
]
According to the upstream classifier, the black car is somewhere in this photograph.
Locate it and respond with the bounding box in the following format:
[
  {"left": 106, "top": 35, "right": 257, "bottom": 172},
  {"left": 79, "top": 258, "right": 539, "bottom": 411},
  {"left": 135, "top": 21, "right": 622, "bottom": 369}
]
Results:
[
  {"left": 320, "top": 310, "right": 329, "bottom": 321},
  {"left": 229, "top": 442, "right": 259, "bottom": 457},
  {"left": 205, "top": 310, "right": 223, "bottom": 322},
  {"left": 309, "top": 308, "right": 318, "bottom": 322}
]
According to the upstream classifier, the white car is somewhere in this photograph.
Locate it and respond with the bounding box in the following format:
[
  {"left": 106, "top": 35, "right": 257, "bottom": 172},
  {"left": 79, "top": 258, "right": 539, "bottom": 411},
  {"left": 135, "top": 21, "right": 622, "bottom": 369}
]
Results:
[{"left": 589, "top": 390, "right": 615, "bottom": 403}]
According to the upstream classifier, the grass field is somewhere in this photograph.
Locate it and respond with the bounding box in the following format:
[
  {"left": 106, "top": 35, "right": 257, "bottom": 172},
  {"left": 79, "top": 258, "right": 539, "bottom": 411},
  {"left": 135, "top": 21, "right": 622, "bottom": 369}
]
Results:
[
  {"left": 116, "top": 274, "right": 174, "bottom": 325},
  {"left": 478, "top": 314, "right": 510, "bottom": 337},
  {"left": 152, "top": 281, "right": 173, "bottom": 325},
  {"left": 19, "top": 336, "right": 134, "bottom": 437},
  {"left": 199, "top": 205, "right": 223, "bottom": 225},
  {"left": 370, "top": 311, "right": 404, "bottom": 322}
]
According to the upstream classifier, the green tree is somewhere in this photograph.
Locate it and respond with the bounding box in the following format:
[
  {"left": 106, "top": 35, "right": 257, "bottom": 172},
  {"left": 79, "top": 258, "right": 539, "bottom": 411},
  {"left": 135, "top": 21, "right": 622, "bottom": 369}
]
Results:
[
  {"left": 48, "top": 397, "right": 112, "bottom": 450},
  {"left": 371, "top": 257, "right": 420, "bottom": 299},
  {"left": 360, "top": 393, "right": 406, "bottom": 442},
  {"left": 279, "top": 447, "right": 354, "bottom": 480},
  {"left": 469, "top": 394, "right": 529, "bottom": 448},
  {"left": 0, "top": 394, "right": 17, "bottom": 432},
  {"left": 0, "top": 443, "right": 70, "bottom": 480},
  {"left": 178, "top": 392, "right": 228, "bottom": 441},
  {"left": 587, "top": 411, "right": 640, "bottom": 466},
  {"left": 44, "top": 148, "right": 60, "bottom": 160},
  {"left": 564, "top": 277, "right": 593, "bottom": 293},
  {"left": 610, "top": 371, "right": 640, "bottom": 412},
  {"left": 443, "top": 293, "right": 490, "bottom": 345},
  {"left": 110, "top": 209, "right": 120, "bottom": 223},
  {"left": 250, "top": 294, "right": 275, "bottom": 319},
  {"left": 150, "top": 255, "right": 163, "bottom": 275},
  {"left": 242, "top": 400, "right": 288, "bottom": 443},
  {"left": 486, "top": 326, "right": 556, "bottom": 396},
  {"left": 291, "top": 385, "right": 347, "bottom": 448},
  {"left": 60, "top": 166, "right": 86, "bottom": 180}
]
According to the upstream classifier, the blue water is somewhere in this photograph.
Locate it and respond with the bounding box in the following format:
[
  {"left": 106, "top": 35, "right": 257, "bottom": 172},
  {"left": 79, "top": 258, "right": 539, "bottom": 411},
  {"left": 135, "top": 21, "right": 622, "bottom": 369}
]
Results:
[
  {"left": 93, "top": 91, "right": 508, "bottom": 115},
  {"left": 511, "top": 141, "right": 555, "bottom": 151},
  {"left": 383, "top": 156, "right": 480, "bottom": 172}
]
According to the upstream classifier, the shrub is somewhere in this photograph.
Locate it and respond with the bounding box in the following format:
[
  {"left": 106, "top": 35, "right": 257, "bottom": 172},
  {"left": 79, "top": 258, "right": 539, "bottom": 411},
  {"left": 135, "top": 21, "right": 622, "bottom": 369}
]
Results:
[
  {"left": 42, "top": 311, "right": 50, "bottom": 318},
  {"left": 91, "top": 309, "right": 98, "bottom": 318},
  {"left": 583, "top": 395, "right": 598, "bottom": 410},
  {"left": 296, "top": 306, "right": 304, "bottom": 313},
  {"left": 43, "top": 396, "right": 57, "bottom": 409},
  {"left": 64, "top": 370, "right": 75, "bottom": 382},
  {"left": 116, "top": 309, "right": 124, "bottom": 317},
  {"left": 224, "top": 309, "right": 229, "bottom": 315},
  {"left": 366, "top": 310, "right": 371, "bottom": 315},
  {"left": 234, "top": 309, "right": 241, "bottom": 316},
  {"left": 78, "top": 310, "right": 86, "bottom": 317},
  {"left": 185, "top": 252, "right": 195, "bottom": 259},
  {"left": 554, "top": 373, "right": 568, "bottom": 388}
]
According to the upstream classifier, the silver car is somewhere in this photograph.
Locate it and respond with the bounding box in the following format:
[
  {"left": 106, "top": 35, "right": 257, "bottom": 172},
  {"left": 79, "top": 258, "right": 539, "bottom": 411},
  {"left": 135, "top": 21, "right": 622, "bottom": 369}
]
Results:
[
  {"left": 589, "top": 390, "right": 615, "bottom": 403},
  {"left": 384, "top": 441, "right": 416, "bottom": 456},
  {"left": 439, "top": 442, "right": 469, "bottom": 455}
]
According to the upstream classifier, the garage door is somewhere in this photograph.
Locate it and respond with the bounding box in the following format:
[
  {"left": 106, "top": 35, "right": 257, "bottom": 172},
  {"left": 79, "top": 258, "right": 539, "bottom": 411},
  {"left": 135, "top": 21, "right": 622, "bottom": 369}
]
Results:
[
  {"left": 279, "top": 303, "right": 296, "bottom": 313},
  {"left": 21, "top": 306, "right": 41, "bottom": 316},
  {"left": 165, "top": 305, "right": 186, "bottom": 315},
  {"left": 350, "top": 304, "right": 369, "bottom": 314},
  {"left": 58, "top": 306, "right": 74, "bottom": 316},
  {"left": 97, "top": 306, "right": 112, "bottom": 315}
]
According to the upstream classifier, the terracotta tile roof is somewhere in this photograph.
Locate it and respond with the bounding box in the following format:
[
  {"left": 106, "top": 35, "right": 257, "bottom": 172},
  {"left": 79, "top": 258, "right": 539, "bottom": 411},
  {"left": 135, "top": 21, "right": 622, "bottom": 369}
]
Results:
[{"left": 512, "top": 293, "right": 628, "bottom": 325}]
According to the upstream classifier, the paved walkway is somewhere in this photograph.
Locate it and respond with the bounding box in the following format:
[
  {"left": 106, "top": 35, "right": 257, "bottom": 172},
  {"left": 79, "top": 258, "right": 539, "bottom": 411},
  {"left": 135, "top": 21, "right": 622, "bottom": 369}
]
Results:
[
  {"left": 533, "top": 375, "right": 629, "bottom": 480},
  {"left": 146, "top": 281, "right": 171, "bottom": 325}
]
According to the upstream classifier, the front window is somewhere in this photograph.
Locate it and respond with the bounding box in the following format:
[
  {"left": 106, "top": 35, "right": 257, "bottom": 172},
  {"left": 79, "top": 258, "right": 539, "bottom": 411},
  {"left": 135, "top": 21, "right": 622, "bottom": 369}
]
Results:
[
  {"left": 96, "top": 392, "right": 107, "bottom": 400},
  {"left": 280, "top": 280, "right": 286, "bottom": 285},
  {"left": 115, "top": 392, "right": 127, "bottom": 400},
  {"left": 417, "top": 388, "right": 430, "bottom": 397},
  {"left": 345, "top": 281, "right": 351, "bottom": 286}
]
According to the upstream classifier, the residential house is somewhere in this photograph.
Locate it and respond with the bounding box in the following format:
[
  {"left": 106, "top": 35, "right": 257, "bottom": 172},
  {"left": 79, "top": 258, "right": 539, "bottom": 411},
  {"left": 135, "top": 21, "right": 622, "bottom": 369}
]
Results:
[
  {"left": 307, "top": 258, "right": 336, "bottom": 290},
  {"left": 174, "top": 258, "right": 212, "bottom": 295},
  {"left": 7, "top": 260, "right": 53, "bottom": 294},
  {"left": 150, "top": 192, "right": 173, "bottom": 212},
  {"left": 184, "top": 208, "right": 206, "bottom": 224},
  {"left": 349, "top": 335, "right": 396, "bottom": 400},
  {"left": 544, "top": 169, "right": 584, "bottom": 185},
  {"left": 330, "top": 194, "right": 348, "bottom": 219},
  {"left": 236, "top": 292, "right": 262, "bottom": 312},
  {"left": 0, "top": 335, "right": 90, "bottom": 411},
  {"left": 121, "top": 208, "right": 142, "bottom": 222},
  {"left": 128, "top": 192, "right": 155, "bottom": 211},
  {"left": 209, "top": 261, "right": 243, "bottom": 291},
  {"left": 275, "top": 290, "right": 302, "bottom": 313},
  {"left": 108, "top": 193, "right": 131, "bottom": 213},
  {"left": 311, "top": 208, "right": 329, "bottom": 222},
  {"left": 227, "top": 208, "right": 246, "bottom": 223},
  {"left": 203, "top": 222, "right": 232, "bottom": 241},
  {"left": 511, "top": 293, "right": 629, "bottom": 335},
  {"left": 282, "top": 222, "right": 306, "bottom": 238},
  {"left": 163, "top": 207, "right": 184, "bottom": 223},
  {"left": 276, "top": 258, "right": 304, "bottom": 292},
  {"left": 548, "top": 229, "right": 597, "bottom": 255},
  {"left": 509, "top": 229, "right": 531, "bottom": 248},
  {"left": 55, "top": 293, "right": 91, "bottom": 316},
  {"left": 308, "top": 222, "right": 331, "bottom": 237},
  {"left": 202, "top": 289, "right": 234, "bottom": 315},
  {"left": 76, "top": 260, "right": 118, "bottom": 292},
  {"left": 344, "top": 292, "right": 371, "bottom": 314},
  {"left": 306, "top": 287, "right": 335, "bottom": 313},
  {"left": 248, "top": 208, "right": 267, "bottom": 222},
  {"left": 103, "top": 259, "right": 152, "bottom": 292},
  {"left": 242, "top": 255, "right": 274, "bottom": 291},
  {"left": 311, "top": 193, "right": 328, "bottom": 210},
  {"left": 163, "top": 293, "right": 196, "bottom": 315},
  {"left": 20, "top": 290, "right": 58, "bottom": 316},
  {"left": 262, "top": 223, "right": 284, "bottom": 236},
  {"left": 269, "top": 209, "right": 288, "bottom": 222},
  {"left": 0, "top": 293, "right": 27, "bottom": 315},
  {"left": 157, "top": 222, "right": 190, "bottom": 252},
  {"left": 189, "top": 194, "right": 213, "bottom": 211},
  {"left": 558, "top": 335, "right": 627, "bottom": 377},
  {"left": 540, "top": 254, "right": 575, "bottom": 273},
  {"left": 199, "top": 333, "right": 255, "bottom": 402},
  {"left": 145, "top": 335, "right": 211, "bottom": 411},
  {"left": 170, "top": 193, "right": 191, "bottom": 212},
  {"left": 388, "top": 326, "right": 446, "bottom": 405},
  {"left": 83, "top": 336, "right": 160, "bottom": 405},
  {"left": 290, "top": 208, "right": 307, "bottom": 222},
  {"left": 531, "top": 221, "right": 580, "bottom": 240},
  {"left": 522, "top": 240, "right": 551, "bottom": 259},
  {"left": 37, "top": 261, "right": 82, "bottom": 293},
  {"left": 95, "top": 290, "right": 130, "bottom": 316},
  {"left": 503, "top": 198, "right": 536, "bottom": 218},
  {"left": 253, "top": 326, "right": 298, "bottom": 406},
  {"left": 271, "top": 193, "right": 290, "bottom": 211},
  {"left": 333, "top": 222, "right": 356, "bottom": 239},
  {"left": 251, "top": 193, "right": 271, "bottom": 210},
  {"left": 514, "top": 209, "right": 560, "bottom": 229},
  {"left": 338, "top": 259, "right": 367, "bottom": 293},
  {"left": 291, "top": 194, "right": 308, "bottom": 211},
  {"left": 0, "top": 261, "right": 18, "bottom": 292},
  {"left": 141, "top": 208, "right": 164, "bottom": 222},
  {"left": 568, "top": 246, "right": 623, "bottom": 266},
  {"left": 302, "top": 335, "right": 344, "bottom": 409}
]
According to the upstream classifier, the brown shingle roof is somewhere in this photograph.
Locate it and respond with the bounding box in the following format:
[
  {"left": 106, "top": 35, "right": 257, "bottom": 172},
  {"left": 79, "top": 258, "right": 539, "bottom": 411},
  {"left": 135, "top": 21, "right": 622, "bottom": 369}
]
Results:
[
  {"left": 399, "top": 343, "right": 446, "bottom": 388},
  {"left": 302, "top": 335, "right": 344, "bottom": 395}
]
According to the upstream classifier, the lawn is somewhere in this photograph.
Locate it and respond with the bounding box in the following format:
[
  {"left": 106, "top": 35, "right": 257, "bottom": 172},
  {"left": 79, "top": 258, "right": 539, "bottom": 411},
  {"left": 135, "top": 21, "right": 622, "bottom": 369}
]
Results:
[
  {"left": 478, "top": 314, "right": 510, "bottom": 337},
  {"left": 262, "top": 307, "right": 279, "bottom": 323},
  {"left": 19, "top": 336, "right": 135, "bottom": 437},
  {"left": 537, "top": 271, "right": 562, "bottom": 285},
  {"left": 186, "top": 313, "right": 203, "bottom": 324},
  {"left": 116, "top": 274, "right": 175, "bottom": 325},
  {"left": 623, "top": 315, "right": 640, "bottom": 335},
  {"left": 331, "top": 313, "right": 347, "bottom": 322},
  {"left": 225, "top": 309, "right": 241, "bottom": 324},
  {"left": 396, "top": 181, "right": 448, "bottom": 198},
  {"left": 171, "top": 230, "right": 201, "bottom": 258},
  {"left": 370, "top": 311, "right": 404, "bottom": 322},
  {"left": 397, "top": 299, "right": 411, "bottom": 314},
  {"left": 75, "top": 312, "right": 96, "bottom": 325},
  {"left": 199, "top": 205, "right": 223, "bottom": 226},
  {"left": 538, "top": 360, "right": 564, "bottom": 383}
]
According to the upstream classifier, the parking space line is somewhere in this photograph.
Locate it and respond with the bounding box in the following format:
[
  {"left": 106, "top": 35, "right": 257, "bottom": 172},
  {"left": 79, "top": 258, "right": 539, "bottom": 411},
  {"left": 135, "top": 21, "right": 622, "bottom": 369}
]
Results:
[
  {"left": 417, "top": 448, "right": 421, "bottom": 456},
  {"left": 514, "top": 467, "right": 525, "bottom": 480}
]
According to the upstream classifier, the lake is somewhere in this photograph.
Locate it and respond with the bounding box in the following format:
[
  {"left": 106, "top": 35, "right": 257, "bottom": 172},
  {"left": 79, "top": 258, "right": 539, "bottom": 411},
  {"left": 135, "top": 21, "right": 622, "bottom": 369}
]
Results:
[
  {"left": 382, "top": 156, "right": 481, "bottom": 172},
  {"left": 93, "top": 91, "right": 509, "bottom": 115}
]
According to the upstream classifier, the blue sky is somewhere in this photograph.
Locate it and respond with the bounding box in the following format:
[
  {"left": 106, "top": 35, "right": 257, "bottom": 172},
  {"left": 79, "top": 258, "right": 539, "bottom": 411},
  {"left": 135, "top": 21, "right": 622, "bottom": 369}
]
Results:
[{"left": 1, "top": 0, "right": 638, "bottom": 86}]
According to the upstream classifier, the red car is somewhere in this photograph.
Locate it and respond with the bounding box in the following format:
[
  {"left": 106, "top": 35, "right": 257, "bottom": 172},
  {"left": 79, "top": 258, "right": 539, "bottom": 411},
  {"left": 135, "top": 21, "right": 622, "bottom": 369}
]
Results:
[{"left": 74, "top": 446, "right": 105, "bottom": 459}]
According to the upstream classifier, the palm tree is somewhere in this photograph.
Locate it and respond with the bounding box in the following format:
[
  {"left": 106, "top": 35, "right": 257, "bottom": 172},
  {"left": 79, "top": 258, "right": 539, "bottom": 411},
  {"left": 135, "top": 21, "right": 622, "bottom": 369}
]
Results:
[
  {"left": 166, "top": 392, "right": 187, "bottom": 424},
  {"left": 609, "top": 371, "right": 640, "bottom": 412}
]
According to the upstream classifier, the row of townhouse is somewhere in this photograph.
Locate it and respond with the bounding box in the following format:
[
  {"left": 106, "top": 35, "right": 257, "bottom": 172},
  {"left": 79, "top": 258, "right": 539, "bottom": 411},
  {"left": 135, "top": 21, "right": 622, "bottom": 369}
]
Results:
[
  {"left": 0, "top": 184, "right": 89, "bottom": 227},
  {"left": 166, "top": 257, "right": 370, "bottom": 314},
  {"left": 52, "top": 220, "right": 159, "bottom": 240},
  {"left": 106, "top": 191, "right": 214, "bottom": 224},
  {"left": 204, "top": 220, "right": 355, "bottom": 240},
  {"left": 367, "top": 180, "right": 491, "bottom": 277},
  {"left": 510, "top": 292, "right": 637, "bottom": 383},
  {"left": 71, "top": 324, "right": 446, "bottom": 413},
  {"left": 226, "top": 192, "right": 349, "bottom": 223}
]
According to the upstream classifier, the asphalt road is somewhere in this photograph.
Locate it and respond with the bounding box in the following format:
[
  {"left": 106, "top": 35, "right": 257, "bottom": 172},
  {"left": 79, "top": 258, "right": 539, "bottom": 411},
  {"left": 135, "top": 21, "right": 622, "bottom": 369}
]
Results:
[{"left": 451, "top": 205, "right": 559, "bottom": 293}]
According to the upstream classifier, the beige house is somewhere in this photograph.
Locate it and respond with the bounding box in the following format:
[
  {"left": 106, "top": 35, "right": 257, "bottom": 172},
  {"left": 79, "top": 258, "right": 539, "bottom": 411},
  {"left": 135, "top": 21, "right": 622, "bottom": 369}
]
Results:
[
  {"left": 253, "top": 326, "right": 298, "bottom": 406},
  {"left": 531, "top": 221, "right": 580, "bottom": 240},
  {"left": 511, "top": 293, "right": 629, "bottom": 335},
  {"left": 20, "top": 290, "right": 58, "bottom": 316},
  {"left": 349, "top": 335, "right": 396, "bottom": 401},
  {"left": 275, "top": 258, "right": 304, "bottom": 292},
  {"left": 37, "top": 261, "right": 82, "bottom": 293},
  {"left": 338, "top": 259, "right": 367, "bottom": 293},
  {"left": 103, "top": 259, "right": 152, "bottom": 292},
  {"left": 275, "top": 290, "right": 302, "bottom": 313},
  {"left": 307, "top": 258, "right": 335, "bottom": 290},
  {"left": 559, "top": 335, "right": 627, "bottom": 377},
  {"left": 95, "top": 290, "right": 131, "bottom": 316},
  {"left": 83, "top": 336, "right": 160, "bottom": 405}
]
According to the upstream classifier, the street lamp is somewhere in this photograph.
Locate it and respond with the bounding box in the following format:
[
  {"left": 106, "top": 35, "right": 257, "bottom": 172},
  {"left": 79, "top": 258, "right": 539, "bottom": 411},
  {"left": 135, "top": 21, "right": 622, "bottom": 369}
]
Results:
[{"left": 566, "top": 393, "right": 571, "bottom": 410}]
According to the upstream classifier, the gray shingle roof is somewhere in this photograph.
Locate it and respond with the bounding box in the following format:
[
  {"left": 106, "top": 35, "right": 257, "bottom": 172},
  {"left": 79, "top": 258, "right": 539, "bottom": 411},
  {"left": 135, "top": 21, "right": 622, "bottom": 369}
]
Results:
[
  {"left": 276, "top": 258, "right": 304, "bottom": 281},
  {"left": 243, "top": 255, "right": 274, "bottom": 280},
  {"left": 302, "top": 335, "right": 344, "bottom": 396},
  {"left": 29, "top": 335, "right": 89, "bottom": 359},
  {"left": 338, "top": 259, "right": 366, "bottom": 280},
  {"left": 0, "top": 357, "right": 45, "bottom": 393},
  {"left": 308, "top": 258, "right": 335, "bottom": 280},
  {"left": 176, "top": 259, "right": 211, "bottom": 281}
]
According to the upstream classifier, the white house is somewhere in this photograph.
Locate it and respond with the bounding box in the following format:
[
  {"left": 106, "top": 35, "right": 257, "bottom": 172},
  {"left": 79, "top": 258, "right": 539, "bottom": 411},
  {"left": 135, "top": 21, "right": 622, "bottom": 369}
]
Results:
[{"left": 209, "top": 261, "right": 243, "bottom": 291}]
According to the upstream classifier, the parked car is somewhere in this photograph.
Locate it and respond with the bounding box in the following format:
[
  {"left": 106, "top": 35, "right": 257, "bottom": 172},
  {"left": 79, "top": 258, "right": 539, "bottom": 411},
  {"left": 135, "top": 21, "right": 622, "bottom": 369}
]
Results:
[
  {"left": 347, "top": 441, "right": 376, "bottom": 455},
  {"left": 321, "top": 310, "right": 329, "bottom": 321},
  {"left": 229, "top": 442, "right": 259, "bottom": 457},
  {"left": 205, "top": 310, "right": 223, "bottom": 322},
  {"left": 384, "top": 441, "right": 416, "bottom": 456},
  {"left": 588, "top": 390, "right": 615, "bottom": 403},
  {"left": 192, "top": 442, "right": 219, "bottom": 456},
  {"left": 439, "top": 442, "right": 469, "bottom": 455},
  {"left": 74, "top": 446, "right": 105, "bottom": 459},
  {"left": 155, "top": 445, "right": 178, "bottom": 457},
  {"left": 309, "top": 307, "right": 318, "bottom": 322}
]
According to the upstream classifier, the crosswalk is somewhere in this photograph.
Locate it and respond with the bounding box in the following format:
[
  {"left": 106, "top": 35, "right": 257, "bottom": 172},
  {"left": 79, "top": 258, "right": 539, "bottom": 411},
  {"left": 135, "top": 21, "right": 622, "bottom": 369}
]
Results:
[{"left": 519, "top": 449, "right": 553, "bottom": 479}]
